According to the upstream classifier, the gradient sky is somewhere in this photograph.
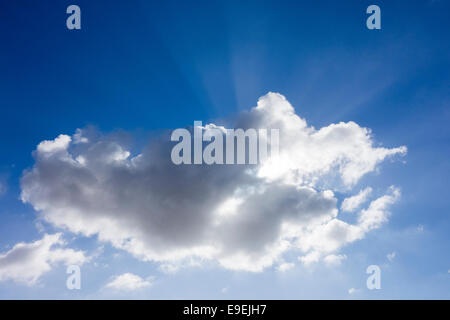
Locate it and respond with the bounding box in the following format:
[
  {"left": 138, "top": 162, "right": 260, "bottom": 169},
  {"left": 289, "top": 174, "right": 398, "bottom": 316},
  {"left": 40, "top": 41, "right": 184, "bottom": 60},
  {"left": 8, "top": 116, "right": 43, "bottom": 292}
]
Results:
[{"left": 0, "top": 0, "right": 449, "bottom": 299}]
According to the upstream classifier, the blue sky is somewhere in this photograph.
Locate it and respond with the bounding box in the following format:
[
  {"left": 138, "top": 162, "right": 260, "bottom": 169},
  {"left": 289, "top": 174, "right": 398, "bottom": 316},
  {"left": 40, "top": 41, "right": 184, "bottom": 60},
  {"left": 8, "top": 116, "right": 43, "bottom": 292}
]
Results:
[{"left": 0, "top": 0, "right": 449, "bottom": 299}]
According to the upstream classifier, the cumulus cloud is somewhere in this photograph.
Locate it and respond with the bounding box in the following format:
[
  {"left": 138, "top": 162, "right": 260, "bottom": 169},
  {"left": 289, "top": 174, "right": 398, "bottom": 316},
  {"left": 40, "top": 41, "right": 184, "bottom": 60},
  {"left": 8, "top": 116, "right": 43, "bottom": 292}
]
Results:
[
  {"left": 341, "top": 187, "right": 372, "bottom": 212},
  {"left": 20, "top": 92, "right": 406, "bottom": 272},
  {"left": 277, "top": 262, "right": 295, "bottom": 272},
  {"left": 105, "top": 273, "right": 152, "bottom": 291},
  {"left": 298, "top": 251, "right": 322, "bottom": 266},
  {"left": 0, "top": 233, "right": 87, "bottom": 285}
]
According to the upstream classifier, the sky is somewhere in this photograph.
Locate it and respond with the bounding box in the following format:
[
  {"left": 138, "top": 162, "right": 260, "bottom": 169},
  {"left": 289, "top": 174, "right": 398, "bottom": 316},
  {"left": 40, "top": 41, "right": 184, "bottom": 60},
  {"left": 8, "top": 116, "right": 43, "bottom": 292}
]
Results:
[{"left": 0, "top": 0, "right": 449, "bottom": 299}]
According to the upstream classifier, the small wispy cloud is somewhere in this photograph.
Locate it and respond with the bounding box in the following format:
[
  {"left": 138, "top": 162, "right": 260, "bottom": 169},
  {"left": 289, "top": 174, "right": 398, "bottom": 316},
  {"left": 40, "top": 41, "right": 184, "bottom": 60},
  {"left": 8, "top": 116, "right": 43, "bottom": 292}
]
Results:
[
  {"left": 159, "top": 263, "right": 180, "bottom": 274},
  {"left": 387, "top": 251, "right": 396, "bottom": 262},
  {"left": 341, "top": 187, "right": 372, "bottom": 212},
  {"left": 277, "top": 262, "right": 295, "bottom": 272},
  {"left": 324, "top": 254, "right": 347, "bottom": 266}
]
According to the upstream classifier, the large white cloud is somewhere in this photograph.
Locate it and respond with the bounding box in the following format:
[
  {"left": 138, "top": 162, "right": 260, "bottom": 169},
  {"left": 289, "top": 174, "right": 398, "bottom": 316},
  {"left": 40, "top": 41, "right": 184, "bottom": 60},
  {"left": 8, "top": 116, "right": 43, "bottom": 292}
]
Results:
[
  {"left": 20, "top": 93, "right": 406, "bottom": 272},
  {"left": 0, "top": 233, "right": 87, "bottom": 285}
]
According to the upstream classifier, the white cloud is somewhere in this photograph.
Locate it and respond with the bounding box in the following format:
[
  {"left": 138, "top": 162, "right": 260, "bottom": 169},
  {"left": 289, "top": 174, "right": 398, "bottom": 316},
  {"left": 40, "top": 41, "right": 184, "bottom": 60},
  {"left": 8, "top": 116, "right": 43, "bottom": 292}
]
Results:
[
  {"left": 358, "top": 187, "right": 400, "bottom": 232},
  {"left": 299, "top": 251, "right": 322, "bottom": 266},
  {"left": 0, "top": 233, "right": 87, "bottom": 285},
  {"left": 277, "top": 262, "right": 295, "bottom": 272},
  {"left": 73, "top": 128, "right": 89, "bottom": 144},
  {"left": 387, "top": 251, "right": 396, "bottom": 262},
  {"left": 295, "top": 187, "right": 399, "bottom": 264},
  {"left": 20, "top": 92, "right": 406, "bottom": 272},
  {"left": 324, "top": 254, "right": 347, "bottom": 266},
  {"left": 341, "top": 187, "right": 372, "bottom": 212},
  {"left": 37, "top": 134, "right": 72, "bottom": 154},
  {"left": 105, "top": 273, "right": 152, "bottom": 291}
]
